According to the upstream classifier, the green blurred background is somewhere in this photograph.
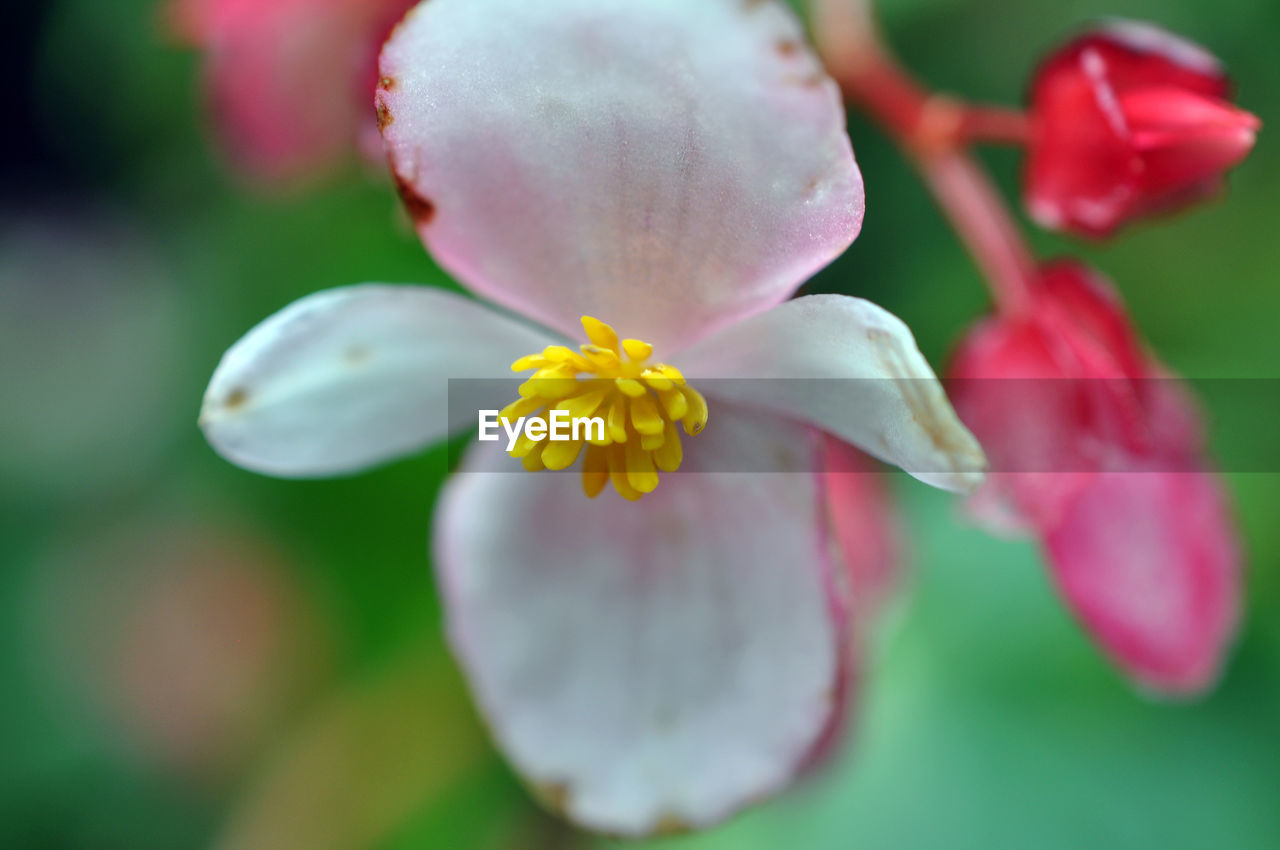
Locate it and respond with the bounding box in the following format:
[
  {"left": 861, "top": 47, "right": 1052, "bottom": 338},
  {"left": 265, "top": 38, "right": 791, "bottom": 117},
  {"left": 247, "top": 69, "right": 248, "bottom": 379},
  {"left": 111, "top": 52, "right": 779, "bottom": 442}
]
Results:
[{"left": 2, "top": 0, "right": 1277, "bottom": 847}]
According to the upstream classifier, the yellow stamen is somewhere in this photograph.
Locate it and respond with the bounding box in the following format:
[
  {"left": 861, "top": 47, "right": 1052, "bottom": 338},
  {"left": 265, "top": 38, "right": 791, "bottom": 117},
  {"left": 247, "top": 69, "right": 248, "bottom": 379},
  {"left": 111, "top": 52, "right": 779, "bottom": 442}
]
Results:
[
  {"left": 510, "top": 354, "right": 547, "bottom": 372},
  {"left": 542, "top": 345, "right": 595, "bottom": 372},
  {"left": 615, "top": 377, "right": 647, "bottom": 398},
  {"left": 622, "top": 339, "right": 654, "bottom": 362},
  {"left": 656, "top": 364, "right": 686, "bottom": 385},
  {"left": 499, "top": 395, "right": 543, "bottom": 423},
  {"left": 581, "top": 316, "right": 620, "bottom": 351},
  {"left": 502, "top": 315, "right": 709, "bottom": 500},
  {"left": 582, "top": 445, "right": 609, "bottom": 498},
  {"left": 641, "top": 369, "right": 674, "bottom": 392},
  {"left": 555, "top": 387, "right": 608, "bottom": 420},
  {"left": 625, "top": 439, "right": 660, "bottom": 494},
  {"left": 581, "top": 345, "right": 621, "bottom": 370},
  {"left": 629, "top": 393, "right": 664, "bottom": 436},
  {"left": 607, "top": 395, "right": 629, "bottom": 444},
  {"left": 521, "top": 447, "right": 547, "bottom": 472},
  {"left": 522, "top": 364, "right": 579, "bottom": 400},
  {"left": 654, "top": 421, "right": 683, "bottom": 472},
  {"left": 657, "top": 387, "right": 688, "bottom": 421},
  {"left": 510, "top": 424, "right": 543, "bottom": 459},
  {"left": 680, "top": 386, "right": 709, "bottom": 435},
  {"left": 608, "top": 444, "right": 644, "bottom": 501},
  {"left": 542, "top": 438, "right": 585, "bottom": 471}
]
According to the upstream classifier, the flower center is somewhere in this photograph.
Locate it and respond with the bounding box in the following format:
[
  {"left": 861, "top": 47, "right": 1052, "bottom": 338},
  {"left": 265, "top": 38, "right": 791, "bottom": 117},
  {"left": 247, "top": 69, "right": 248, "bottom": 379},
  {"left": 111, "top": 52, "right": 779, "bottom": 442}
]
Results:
[{"left": 500, "top": 316, "right": 708, "bottom": 501}]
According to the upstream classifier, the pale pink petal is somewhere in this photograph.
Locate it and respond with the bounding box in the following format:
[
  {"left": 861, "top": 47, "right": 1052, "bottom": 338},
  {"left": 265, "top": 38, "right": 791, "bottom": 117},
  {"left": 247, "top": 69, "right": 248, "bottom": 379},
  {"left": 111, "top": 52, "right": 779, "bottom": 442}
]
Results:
[
  {"left": 435, "top": 408, "right": 847, "bottom": 835},
  {"left": 678, "top": 295, "right": 986, "bottom": 492},
  {"left": 1045, "top": 470, "right": 1241, "bottom": 695},
  {"left": 201, "top": 285, "right": 555, "bottom": 477},
  {"left": 378, "top": 0, "right": 863, "bottom": 350}
]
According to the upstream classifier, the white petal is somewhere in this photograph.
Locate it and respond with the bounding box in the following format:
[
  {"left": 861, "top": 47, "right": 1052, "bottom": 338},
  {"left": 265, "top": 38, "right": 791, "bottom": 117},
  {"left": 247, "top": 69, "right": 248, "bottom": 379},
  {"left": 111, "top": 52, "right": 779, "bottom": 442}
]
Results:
[
  {"left": 201, "top": 285, "right": 554, "bottom": 477},
  {"left": 679, "top": 295, "right": 987, "bottom": 492},
  {"left": 378, "top": 0, "right": 863, "bottom": 351},
  {"left": 435, "top": 409, "right": 843, "bottom": 835}
]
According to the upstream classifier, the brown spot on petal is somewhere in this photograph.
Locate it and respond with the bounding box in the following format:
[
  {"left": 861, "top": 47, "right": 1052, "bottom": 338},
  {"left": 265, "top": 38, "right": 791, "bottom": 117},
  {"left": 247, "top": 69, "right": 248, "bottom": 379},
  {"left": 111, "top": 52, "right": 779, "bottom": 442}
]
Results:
[
  {"left": 375, "top": 79, "right": 397, "bottom": 132},
  {"left": 531, "top": 778, "right": 695, "bottom": 838},
  {"left": 786, "top": 71, "right": 825, "bottom": 89},
  {"left": 776, "top": 40, "right": 802, "bottom": 57},
  {"left": 344, "top": 344, "right": 372, "bottom": 366},
  {"left": 393, "top": 173, "right": 436, "bottom": 226},
  {"left": 225, "top": 387, "right": 250, "bottom": 411},
  {"left": 655, "top": 814, "right": 693, "bottom": 837},
  {"left": 376, "top": 100, "right": 393, "bottom": 132},
  {"left": 533, "top": 781, "right": 571, "bottom": 815}
]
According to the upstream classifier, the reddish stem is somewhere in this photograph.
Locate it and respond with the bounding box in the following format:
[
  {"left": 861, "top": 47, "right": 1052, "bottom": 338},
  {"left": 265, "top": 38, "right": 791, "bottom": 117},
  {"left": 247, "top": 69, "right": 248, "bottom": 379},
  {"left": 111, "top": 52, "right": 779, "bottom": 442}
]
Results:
[
  {"left": 960, "top": 106, "right": 1033, "bottom": 146},
  {"left": 811, "top": 0, "right": 1037, "bottom": 316},
  {"left": 917, "top": 154, "right": 1034, "bottom": 315}
]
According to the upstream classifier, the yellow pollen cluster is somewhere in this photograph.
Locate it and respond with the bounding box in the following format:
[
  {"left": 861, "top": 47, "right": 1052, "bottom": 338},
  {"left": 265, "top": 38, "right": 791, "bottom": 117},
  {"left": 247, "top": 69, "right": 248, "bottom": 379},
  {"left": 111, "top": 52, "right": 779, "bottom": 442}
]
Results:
[{"left": 500, "top": 316, "right": 709, "bottom": 501}]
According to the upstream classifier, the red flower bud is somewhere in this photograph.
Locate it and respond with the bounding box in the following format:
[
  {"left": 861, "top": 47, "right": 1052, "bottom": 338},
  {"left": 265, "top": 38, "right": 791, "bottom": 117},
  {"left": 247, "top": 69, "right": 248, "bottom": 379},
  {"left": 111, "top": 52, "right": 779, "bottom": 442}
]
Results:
[
  {"left": 1025, "top": 21, "right": 1260, "bottom": 238},
  {"left": 948, "top": 261, "right": 1240, "bottom": 693}
]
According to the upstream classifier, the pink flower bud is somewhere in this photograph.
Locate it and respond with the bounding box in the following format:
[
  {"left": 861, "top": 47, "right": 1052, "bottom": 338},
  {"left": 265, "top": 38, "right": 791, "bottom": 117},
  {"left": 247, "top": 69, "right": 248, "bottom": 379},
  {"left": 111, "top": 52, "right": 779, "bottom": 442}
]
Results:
[
  {"left": 170, "top": 0, "right": 415, "bottom": 183},
  {"left": 1025, "top": 21, "right": 1260, "bottom": 238},
  {"left": 948, "top": 261, "right": 1240, "bottom": 693}
]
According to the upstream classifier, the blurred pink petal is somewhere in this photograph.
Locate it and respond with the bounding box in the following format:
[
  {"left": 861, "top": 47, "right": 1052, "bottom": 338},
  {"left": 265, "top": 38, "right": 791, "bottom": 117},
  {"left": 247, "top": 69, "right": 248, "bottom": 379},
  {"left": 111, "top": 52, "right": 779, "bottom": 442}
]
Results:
[
  {"left": 175, "top": 0, "right": 414, "bottom": 182},
  {"left": 948, "top": 298, "right": 1110, "bottom": 530},
  {"left": 201, "top": 285, "right": 554, "bottom": 477},
  {"left": 950, "top": 261, "right": 1176, "bottom": 529},
  {"left": 377, "top": 0, "right": 863, "bottom": 350},
  {"left": 435, "top": 409, "right": 847, "bottom": 835},
  {"left": 108, "top": 530, "right": 324, "bottom": 779},
  {"left": 948, "top": 261, "right": 1243, "bottom": 694},
  {"left": 1045, "top": 470, "right": 1240, "bottom": 694},
  {"left": 35, "top": 522, "right": 328, "bottom": 784}
]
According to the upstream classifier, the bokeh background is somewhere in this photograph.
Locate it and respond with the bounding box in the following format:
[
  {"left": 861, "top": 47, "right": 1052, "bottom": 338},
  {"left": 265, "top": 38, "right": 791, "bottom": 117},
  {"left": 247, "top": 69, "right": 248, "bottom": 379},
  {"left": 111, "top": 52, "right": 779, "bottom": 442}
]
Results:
[{"left": 3, "top": 0, "right": 1278, "bottom": 847}]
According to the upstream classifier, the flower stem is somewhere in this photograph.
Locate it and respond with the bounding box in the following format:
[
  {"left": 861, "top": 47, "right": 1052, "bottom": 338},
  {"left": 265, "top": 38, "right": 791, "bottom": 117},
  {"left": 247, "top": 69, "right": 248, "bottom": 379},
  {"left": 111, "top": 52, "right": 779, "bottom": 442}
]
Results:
[
  {"left": 960, "top": 106, "right": 1032, "bottom": 146},
  {"left": 916, "top": 154, "right": 1035, "bottom": 316},
  {"left": 810, "top": 0, "right": 1036, "bottom": 316}
]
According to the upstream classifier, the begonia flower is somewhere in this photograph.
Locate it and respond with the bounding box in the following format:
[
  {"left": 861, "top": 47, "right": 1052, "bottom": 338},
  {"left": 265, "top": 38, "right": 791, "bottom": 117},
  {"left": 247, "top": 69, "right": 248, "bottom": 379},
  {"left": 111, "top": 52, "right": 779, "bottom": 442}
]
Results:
[
  {"left": 170, "top": 0, "right": 414, "bottom": 181},
  {"left": 200, "top": 0, "right": 985, "bottom": 834},
  {"left": 1025, "top": 20, "right": 1260, "bottom": 238},
  {"left": 949, "top": 260, "right": 1240, "bottom": 694}
]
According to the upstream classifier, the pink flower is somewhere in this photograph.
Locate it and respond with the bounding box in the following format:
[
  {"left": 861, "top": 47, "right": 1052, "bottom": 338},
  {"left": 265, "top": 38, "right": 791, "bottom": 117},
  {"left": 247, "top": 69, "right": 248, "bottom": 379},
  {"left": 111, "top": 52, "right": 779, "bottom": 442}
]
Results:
[
  {"left": 199, "top": 0, "right": 983, "bottom": 834},
  {"left": 949, "top": 260, "right": 1240, "bottom": 694},
  {"left": 171, "top": 0, "right": 414, "bottom": 182},
  {"left": 1025, "top": 20, "right": 1260, "bottom": 238}
]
